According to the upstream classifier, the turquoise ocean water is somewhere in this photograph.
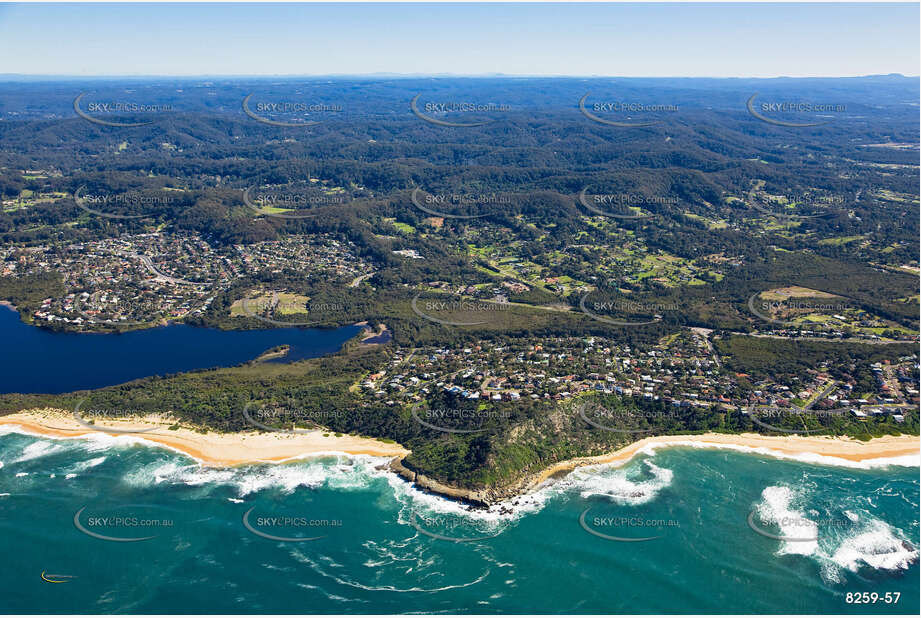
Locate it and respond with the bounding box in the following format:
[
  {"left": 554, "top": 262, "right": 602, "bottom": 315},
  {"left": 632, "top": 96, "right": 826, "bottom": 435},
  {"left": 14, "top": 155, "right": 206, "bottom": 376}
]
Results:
[{"left": 0, "top": 427, "right": 917, "bottom": 614}]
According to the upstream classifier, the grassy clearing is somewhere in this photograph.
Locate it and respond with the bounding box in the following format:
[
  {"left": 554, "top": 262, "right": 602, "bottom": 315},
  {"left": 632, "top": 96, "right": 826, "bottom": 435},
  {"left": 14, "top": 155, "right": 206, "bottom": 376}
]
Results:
[{"left": 229, "top": 291, "right": 311, "bottom": 316}]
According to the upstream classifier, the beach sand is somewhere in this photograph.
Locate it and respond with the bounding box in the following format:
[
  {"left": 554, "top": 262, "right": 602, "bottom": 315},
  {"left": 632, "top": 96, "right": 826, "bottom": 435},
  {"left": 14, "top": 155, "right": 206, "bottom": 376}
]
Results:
[
  {"left": 1, "top": 410, "right": 917, "bottom": 494},
  {"left": 532, "top": 432, "right": 920, "bottom": 487},
  {"left": 0, "top": 408, "right": 409, "bottom": 466}
]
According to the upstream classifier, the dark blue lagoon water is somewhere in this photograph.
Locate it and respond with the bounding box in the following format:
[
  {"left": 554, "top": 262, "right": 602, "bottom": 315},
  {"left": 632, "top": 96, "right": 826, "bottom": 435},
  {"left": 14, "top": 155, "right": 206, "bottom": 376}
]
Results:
[
  {"left": 0, "top": 435, "right": 917, "bottom": 614},
  {"left": 0, "top": 305, "right": 360, "bottom": 394}
]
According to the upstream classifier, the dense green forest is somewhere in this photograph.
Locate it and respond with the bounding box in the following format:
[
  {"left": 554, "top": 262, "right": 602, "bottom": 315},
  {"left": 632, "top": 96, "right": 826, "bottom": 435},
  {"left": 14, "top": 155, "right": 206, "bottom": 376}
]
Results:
[{"left": 0, "top": 77, "right": 917, "bottom": 499}]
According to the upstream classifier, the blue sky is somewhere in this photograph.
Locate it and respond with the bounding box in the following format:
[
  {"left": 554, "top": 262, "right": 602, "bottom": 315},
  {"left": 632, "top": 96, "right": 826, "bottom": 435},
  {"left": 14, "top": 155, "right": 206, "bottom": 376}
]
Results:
[{"left": 0, "top": 2, "right": 917, "bottom": 77}]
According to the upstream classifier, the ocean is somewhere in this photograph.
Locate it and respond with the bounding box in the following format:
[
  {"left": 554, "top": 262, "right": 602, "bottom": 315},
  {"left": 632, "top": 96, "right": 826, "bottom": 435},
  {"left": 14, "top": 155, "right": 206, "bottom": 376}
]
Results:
[{"left": 0, "top": 428, "right": 917, "bottom": 614}]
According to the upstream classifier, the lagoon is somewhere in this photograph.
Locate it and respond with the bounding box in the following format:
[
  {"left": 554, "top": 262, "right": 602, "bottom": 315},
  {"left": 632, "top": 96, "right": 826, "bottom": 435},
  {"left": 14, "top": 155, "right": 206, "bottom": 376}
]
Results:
[{"left": 0, "top": 305, "right": 360, "bottom": 394}]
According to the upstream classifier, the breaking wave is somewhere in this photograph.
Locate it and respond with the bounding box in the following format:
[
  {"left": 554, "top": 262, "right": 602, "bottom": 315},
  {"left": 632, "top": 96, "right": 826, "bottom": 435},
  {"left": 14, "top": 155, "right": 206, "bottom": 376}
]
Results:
[
  {"left": 753, "top": 483, "right": 918, "bottom": 584},
  {"left": 568, "top": 459, "right": 674, "bottom": 505}
]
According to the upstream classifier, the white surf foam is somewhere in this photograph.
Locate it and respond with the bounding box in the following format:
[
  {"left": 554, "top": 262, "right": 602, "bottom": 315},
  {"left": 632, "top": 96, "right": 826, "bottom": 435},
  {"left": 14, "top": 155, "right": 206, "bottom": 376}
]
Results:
[
  {"left": 14, "top": 440, "right": 65, "bottom": 463},
  {"left": 636, "top": 440, "right": 920, "bottom": 470},
  {"left": 829, "top": 518, "right": 919, "bottom": 573},
  {"left": 755, "top": 485, "right": 819, "bottom": 556},
  {"left": 123, "top": 454, "right": 390, "bottom": 499},
  {"left": 67, "top": 456, "right": 107, "bottom": 475},
  {"left": 569, "top": 459, "right": 674, "bottom": 506},
  {"left": 753, "top": 484, "right": 919, "bottom": 584},
  {"left": 289, "top": 547, "right": 492, "bottom": 593},
  {"left": 0, "top": 423, "right": 185, "bottom": 462},
  {"left": 4, "top": 422, "right": 912, "bottom": 541},
  {"left": 382, "top": 466, "right": 552, "bottom": 526}
]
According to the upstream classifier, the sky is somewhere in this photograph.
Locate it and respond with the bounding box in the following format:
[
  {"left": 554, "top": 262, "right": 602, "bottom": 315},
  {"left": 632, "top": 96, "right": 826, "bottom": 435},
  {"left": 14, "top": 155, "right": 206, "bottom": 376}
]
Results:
[{"left": 0, "top": 2, "right": 918, "bottom": 77}]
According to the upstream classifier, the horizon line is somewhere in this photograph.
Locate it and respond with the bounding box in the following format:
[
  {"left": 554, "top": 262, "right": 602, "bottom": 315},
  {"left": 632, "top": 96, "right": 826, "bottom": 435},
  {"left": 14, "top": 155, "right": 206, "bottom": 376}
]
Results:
[{"left": 0, "top": 72, "right": 916, "bottom": 80}]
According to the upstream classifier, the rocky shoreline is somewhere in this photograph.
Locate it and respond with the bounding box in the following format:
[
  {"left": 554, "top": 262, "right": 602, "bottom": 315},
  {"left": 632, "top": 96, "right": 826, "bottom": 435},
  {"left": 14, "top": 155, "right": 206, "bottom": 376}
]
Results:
[
  {"left": 386, "top": 457, "right": 567, "bottom": 508},
  {"left": 386, "top": 432, "right": 921, "bottom": 507}
]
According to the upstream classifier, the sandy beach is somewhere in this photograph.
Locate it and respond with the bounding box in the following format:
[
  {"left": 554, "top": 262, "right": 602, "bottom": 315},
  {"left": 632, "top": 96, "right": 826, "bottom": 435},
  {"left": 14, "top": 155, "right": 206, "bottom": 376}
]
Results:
[
  {"left": 532, "top": 432, "right": 921, "bottom": 487},
  {"left": 0, "top": 408, "right": 409, "bottom": 466},
  {"left": 1, "top": 410, "right": 917, "bottom": 490}
]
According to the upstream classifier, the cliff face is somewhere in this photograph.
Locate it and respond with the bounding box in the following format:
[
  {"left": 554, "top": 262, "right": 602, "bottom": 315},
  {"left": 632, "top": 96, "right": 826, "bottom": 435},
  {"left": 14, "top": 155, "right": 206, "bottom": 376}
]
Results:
[
  {"left": 388, "top": 456, "right": 563, "bottom": 507},
  {"left": 384, "top": 403, "right": 635, "bottom": 506},
  {"left": 389, "top": 457, "right": 492, "bottom": 505}
]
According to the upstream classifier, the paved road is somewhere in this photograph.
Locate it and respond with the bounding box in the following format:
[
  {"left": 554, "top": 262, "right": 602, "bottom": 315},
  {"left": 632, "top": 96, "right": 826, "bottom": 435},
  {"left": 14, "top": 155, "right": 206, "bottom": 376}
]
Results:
[
  {"left": 135, "top": 254, "right": 198, "bottom": 286},
  {"left": 803, "top": 382, "right": 838, "bottom": 410},
  {"left": 349, "top": 272, "right": 374, "bottom": 288}
]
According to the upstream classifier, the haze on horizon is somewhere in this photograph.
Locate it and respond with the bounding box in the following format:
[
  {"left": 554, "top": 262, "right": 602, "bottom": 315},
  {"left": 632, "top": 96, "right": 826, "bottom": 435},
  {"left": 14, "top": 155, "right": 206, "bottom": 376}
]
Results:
[{"left": 0, "top": 2, "right": 918, "bottom": 78}]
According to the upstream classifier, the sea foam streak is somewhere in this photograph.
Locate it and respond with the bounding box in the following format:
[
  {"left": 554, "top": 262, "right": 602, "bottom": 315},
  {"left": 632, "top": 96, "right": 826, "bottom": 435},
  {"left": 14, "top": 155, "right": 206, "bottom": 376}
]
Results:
[
  {"left": 67, "top": 455, "right": 107, "bottom": 474},
  {"left": 756, "top": 485, "right": 819, "bottom": 556},
  {"left": 0, "top": 423, "right": 178, "bottom": 455},
  {"left": 1, "top": 426, "right": 915, "bottom": 533},
  {"left": 830, "top": 519, "right": 919, "bottom": 573},
  {"left": 14, "top": 440, "right": 65, "bottom": 463},
  {"left": 385, "top": 453, "right": 675, "bottom": 526},
  {"left": 2, "top": 426, "right": 664, "bottom": 523},
  {"left": 289, "top": 547, "right": 493, "bottom": 594},
  {"left": 123, "top": 454, "right": 390, "bottom": 498},
  {"left": 636, "top": 440, "right": 920, "bottom": 469},
  {"left": 754, "top": 483, "right": 919, "bottom": 583},
  {"left": 571, "top": 459, "right": 674, "bottom": 505},
  {"left": 384, "top": 469, "right": 550, "bottom": 524}
]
